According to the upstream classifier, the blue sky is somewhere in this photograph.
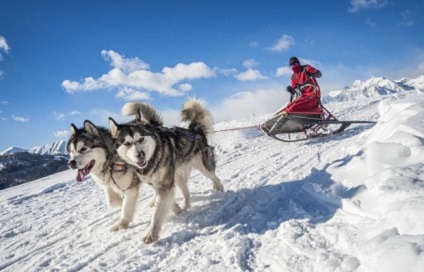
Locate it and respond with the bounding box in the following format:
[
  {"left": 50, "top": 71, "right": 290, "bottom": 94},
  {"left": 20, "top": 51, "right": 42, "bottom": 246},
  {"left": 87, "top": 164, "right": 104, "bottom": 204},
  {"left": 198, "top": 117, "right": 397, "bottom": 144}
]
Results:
[{"left": 0, "top": 0, "right": 423, "bottom": 151}]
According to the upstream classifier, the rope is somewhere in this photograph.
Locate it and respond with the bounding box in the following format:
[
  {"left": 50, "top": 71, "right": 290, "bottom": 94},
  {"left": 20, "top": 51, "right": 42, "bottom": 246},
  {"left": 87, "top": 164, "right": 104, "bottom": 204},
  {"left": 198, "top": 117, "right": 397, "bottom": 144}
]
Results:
[{"left": 213, "top": 125, "right": 260, "bottom": 133}]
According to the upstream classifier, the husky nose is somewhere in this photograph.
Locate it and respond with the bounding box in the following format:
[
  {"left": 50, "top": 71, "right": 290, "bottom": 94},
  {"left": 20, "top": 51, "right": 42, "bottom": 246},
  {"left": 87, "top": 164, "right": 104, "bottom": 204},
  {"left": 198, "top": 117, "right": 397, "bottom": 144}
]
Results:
[{"left": 68, "top": 160, "right": 77, "bottom": 169}]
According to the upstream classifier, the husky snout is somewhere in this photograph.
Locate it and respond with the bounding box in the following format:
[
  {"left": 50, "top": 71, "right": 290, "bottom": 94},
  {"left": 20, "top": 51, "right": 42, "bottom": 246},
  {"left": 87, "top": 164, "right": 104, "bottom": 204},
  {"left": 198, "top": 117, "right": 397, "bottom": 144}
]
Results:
[{"left": 68, "top": 159, "right": 77, "bottom": 169}]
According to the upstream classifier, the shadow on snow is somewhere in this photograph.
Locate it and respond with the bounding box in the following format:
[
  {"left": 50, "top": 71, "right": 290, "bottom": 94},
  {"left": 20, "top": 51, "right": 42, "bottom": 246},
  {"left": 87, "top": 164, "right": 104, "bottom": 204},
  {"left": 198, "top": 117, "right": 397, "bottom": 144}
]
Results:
[{"left": 172, "top": 152, "right": 364, "bottom": 238}]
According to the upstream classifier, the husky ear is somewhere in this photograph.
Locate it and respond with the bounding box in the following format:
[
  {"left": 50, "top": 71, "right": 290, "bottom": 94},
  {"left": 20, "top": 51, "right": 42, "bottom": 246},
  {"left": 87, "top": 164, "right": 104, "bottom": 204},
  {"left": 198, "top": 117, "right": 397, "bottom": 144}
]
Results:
[
  {"left": 70, "top": 123, "right": 78, "bottom": 135},
  {"left": 109, "top": 117, "right": 119, "bottom": 139},
  {"left": 84, "top": 120, "right": 100, "bottom": 136}
]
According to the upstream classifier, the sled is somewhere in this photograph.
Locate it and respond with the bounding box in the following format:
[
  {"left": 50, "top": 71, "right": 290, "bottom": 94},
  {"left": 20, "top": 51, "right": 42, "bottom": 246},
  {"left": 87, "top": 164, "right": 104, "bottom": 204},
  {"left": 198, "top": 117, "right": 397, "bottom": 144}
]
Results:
[{"left": 259, "top": 103, "right": 376, "bottom": 142}]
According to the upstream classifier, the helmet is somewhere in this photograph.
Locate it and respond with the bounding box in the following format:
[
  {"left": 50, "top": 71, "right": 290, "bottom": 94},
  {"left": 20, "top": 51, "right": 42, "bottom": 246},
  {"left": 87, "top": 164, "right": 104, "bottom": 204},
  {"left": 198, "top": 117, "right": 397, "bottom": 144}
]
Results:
[{"left": 289, "top": 57, "right": 300, "bottom": 66}]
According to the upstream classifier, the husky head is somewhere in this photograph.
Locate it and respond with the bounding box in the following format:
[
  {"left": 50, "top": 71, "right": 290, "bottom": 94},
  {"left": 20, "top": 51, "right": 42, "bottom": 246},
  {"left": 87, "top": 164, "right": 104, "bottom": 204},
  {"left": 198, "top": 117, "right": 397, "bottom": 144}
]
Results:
[
  {"left": 67, "top": 120, "right": 112, "bottom": 182},
  {"left": 108, "top": 117, "right": 157, "bottom": 170}
]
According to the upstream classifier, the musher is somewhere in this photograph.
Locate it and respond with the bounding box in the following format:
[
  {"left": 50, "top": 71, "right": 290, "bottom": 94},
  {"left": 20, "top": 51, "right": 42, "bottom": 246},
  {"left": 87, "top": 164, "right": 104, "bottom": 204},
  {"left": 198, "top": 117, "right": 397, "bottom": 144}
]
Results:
[{"left": 283, "top": 57, "right": 322, "bottom": 114}]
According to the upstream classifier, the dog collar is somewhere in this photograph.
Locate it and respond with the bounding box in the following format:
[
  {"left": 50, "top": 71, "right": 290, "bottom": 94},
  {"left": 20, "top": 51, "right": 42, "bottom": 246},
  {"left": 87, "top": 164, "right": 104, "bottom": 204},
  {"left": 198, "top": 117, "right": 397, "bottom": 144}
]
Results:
[
  {"left": 111, "top": 172, "right": 139, "bottom": 194},
  {"left": 111, "top": 162, "right": 127, "bottom": 172}
]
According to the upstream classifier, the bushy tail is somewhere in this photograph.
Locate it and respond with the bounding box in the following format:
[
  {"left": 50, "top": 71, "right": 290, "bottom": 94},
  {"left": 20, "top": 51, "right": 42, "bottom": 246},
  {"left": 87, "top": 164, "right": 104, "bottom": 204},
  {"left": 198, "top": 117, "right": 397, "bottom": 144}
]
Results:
[
  {"left": 181, "top": 99, "right": 214, "bottom": 135},
  {"left": 121, "top": 102, "right": 163, "bottom": 126}
]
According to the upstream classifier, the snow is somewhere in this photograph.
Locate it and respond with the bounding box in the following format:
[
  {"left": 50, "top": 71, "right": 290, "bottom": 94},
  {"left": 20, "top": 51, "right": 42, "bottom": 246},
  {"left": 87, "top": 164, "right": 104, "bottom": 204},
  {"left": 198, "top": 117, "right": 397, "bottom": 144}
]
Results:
[
  {"left": 30, "top": 140, "right": 68, "bottom": 156},
  {"left": 1, "top": 92, "right": 424, "bottom": 272},
  {"left": 0, "top": 147, "right": 28, "bottom": 156},
  {"left": 322, "top": 77, "right": 418, "bottom": 103}
]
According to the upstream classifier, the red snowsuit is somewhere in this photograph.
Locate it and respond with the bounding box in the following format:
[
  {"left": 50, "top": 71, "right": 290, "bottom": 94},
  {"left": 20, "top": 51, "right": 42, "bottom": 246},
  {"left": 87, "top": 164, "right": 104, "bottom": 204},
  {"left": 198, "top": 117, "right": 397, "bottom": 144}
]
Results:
[{"left": 286, "top": 65, "right": 322, "bottom": 114}]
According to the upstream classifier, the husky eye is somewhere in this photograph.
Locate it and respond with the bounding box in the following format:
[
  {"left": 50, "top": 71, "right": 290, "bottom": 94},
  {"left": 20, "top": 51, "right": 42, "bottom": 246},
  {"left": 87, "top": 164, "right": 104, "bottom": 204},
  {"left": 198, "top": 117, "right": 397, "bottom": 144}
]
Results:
[
  {"left": 80, "top": 147, "right": 88, "bottom": 153},
  {"left": 138, "top": 137, "right": 145, "bottom": 143},
  {"left": 124, "top": 142, "right": 131, "bottom": 147}
]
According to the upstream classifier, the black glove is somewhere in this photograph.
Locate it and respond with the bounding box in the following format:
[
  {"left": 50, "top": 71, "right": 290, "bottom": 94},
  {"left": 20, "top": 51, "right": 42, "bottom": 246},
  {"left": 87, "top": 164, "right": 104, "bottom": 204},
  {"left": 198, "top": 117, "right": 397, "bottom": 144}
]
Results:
[
  {"left": 286, "top": 86, "right": 295, "bottom": 94},
  {"left": 305, "top": 71, "right": 314, "bottom": 78}
]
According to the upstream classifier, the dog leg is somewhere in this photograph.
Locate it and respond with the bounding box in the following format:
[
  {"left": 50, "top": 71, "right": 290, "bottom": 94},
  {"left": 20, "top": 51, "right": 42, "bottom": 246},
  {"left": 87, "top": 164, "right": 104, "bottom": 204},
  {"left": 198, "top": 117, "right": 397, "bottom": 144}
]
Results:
[
  {"left": 142, "top": 185, "right": 174, "bottom": 244},
  {"left": 175, "top": 172, "right": 191, "bottom": 211},
  {"left": 110, "top": 186, "right": 139, "bottom": 232},
  {"left": 105, "top": 186, "right": 123, "bottom": 208},
  {"left": 146, "top": 191, "right": 181, "bottom": 215},
  {"left": 195, "top": 156, "right": 224, "bottom": 192}
]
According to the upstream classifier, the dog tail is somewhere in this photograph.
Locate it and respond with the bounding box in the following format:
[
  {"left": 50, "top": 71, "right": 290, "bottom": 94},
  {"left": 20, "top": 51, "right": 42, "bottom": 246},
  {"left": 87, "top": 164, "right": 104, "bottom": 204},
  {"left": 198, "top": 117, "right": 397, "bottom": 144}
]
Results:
[
  {"left": 122, "top": 102, "right": 163, "bottom": 126},
  {"left": 181, "top": 99, "right": 214, "bottom": 135}
]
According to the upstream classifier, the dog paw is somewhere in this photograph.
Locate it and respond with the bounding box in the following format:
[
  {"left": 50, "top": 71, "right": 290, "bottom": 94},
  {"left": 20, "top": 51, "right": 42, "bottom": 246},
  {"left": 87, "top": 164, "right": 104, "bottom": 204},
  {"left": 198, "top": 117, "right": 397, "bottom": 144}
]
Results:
[
  {"left": 172, "top": 203, "right": 183, "bottom": 214},
  {"left": 110, "top": 220, "right": 130, "bottom": 232},
  {"left": 142, "top": 232, "right": 158, "bottom": 244},
  {"left": 180, "top": 203, "right": 191, "bottom": 211},
  {"left": 147, "top": 199, "right": 156, "bottom": 208},
  {"left": 214, "top": 183, "right": 224, "bottom": 192}
]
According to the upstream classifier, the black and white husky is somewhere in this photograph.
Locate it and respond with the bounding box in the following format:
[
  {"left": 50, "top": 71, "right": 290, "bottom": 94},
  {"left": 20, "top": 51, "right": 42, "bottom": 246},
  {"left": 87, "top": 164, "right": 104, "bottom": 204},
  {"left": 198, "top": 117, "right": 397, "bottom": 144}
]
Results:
[
  {"left": 67, "top": 120, "right": 140, "bottom": 232},
  {"left": 109, "top": 99, "right": 224, "bottom": 244}
]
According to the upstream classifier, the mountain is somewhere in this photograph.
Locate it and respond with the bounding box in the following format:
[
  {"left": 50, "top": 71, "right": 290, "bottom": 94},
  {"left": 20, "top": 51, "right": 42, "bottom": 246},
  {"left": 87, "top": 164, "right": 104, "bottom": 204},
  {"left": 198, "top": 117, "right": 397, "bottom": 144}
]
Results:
[
  {"left": 30, "top": 140, "right": 67, "bottom": 155},
  {"left": 0, "top": 140, "right": 68, "bottom": 157},
  {"left": 322, "top": 75, "right": 423, "bottom": 103},
  {"left": 0, "top": 140, "right": 69, "bottom": 190},
  {"left": 0, "top": 152, "right": 68, "bottom": 190},
  {"left": 1, "top": 92, "right": 423, "bottom": 271},
  {"left": 397, "top": 75, "right": 424, "bottom": 90},
  {"left": 0, "top": 146, "right": 28, "bottom": 156}
]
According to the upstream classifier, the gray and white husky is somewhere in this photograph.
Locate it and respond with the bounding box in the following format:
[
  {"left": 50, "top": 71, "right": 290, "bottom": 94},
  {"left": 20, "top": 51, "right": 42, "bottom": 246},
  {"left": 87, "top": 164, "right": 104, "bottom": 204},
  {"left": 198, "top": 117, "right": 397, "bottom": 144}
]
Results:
[
  {"left": 109, "top": 99, "right": 224, "bottom": 244},
  {"left": 67, "top": 120, "right": 140, "bottom": 232}
]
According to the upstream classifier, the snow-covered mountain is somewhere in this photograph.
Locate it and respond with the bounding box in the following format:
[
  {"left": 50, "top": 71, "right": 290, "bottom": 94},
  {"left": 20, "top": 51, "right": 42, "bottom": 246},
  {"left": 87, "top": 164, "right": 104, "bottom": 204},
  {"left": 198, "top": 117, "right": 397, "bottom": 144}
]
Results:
[
  {"left": 30, "top": 140, "right": 67, "bottom": 155},
  {"left": 0, "top": 146, "right": 28, "bottom": 156},
  {"left": 398, "top": 75, "right": 424, "bottom": 90},
  {"left": 322, "top": 75, "right": 423, "bottom": 103},
  {"left": 0, "top": 140, "right": 68, "bottom": 156}
]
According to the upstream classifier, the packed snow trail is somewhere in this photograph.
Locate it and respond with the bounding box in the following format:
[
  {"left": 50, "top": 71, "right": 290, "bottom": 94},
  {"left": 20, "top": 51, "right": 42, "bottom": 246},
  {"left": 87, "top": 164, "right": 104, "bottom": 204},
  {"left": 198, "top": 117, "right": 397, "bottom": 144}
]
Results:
[{"left": 1, "top": 93, "right": 424, "bottom": 272}]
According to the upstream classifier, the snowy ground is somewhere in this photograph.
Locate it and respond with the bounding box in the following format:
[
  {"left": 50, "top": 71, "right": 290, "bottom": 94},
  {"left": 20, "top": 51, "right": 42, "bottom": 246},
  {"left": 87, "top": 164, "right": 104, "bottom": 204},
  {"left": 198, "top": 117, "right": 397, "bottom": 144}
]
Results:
[{"left": 1, "top": 91, "right": 424, "bottom": 272}]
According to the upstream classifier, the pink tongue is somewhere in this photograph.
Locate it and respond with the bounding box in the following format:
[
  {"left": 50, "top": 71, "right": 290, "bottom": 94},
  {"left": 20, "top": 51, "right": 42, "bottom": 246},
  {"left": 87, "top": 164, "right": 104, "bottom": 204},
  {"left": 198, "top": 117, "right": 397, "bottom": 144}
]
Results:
[{"left": 76, "top": 169, "right": 86, "bottom": 182}]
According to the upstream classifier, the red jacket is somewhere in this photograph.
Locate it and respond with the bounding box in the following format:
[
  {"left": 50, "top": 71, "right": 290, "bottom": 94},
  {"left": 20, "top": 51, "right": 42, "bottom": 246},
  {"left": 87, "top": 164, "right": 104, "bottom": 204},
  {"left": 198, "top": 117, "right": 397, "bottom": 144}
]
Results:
[{"left": 291, "top": 65, "right": 321, "bottom": 98}]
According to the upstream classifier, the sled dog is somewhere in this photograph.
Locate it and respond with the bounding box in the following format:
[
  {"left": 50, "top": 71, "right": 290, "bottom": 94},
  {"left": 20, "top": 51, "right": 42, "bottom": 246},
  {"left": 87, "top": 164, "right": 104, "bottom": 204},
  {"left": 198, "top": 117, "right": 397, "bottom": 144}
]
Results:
[
  {"left": 109, "top": 99, "right": 224, "bottom": 243},
  {"left": 67, "top": 120, "right": 140, "bottom": 232}
]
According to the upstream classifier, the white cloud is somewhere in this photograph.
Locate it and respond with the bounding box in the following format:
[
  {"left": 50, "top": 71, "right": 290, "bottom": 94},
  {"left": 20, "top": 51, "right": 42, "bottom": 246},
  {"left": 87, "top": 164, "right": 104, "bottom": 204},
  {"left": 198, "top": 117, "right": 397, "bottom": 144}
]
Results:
[
  {"left": 53, "top": 112, "right": 65, "bottom": 121},
  {"left": 211, "top": 88, "right": 288, "bottom": 122},
  {"left": 365, "top": 18, "right": 376, "bottom": 28},
  {"left": 418, "top": 62, "right": 424, "bottom": 73},
  {"left": 398, "top": 10, "right": 414, "bottom": 27},
  {"left": 296, "top": 57, "right": 321, "bottom": 67},
  {"left": 62, "top": 51, "right": 216, "bottom": 97},
  {"left": 249, "top": 41, "right": 259, "bottom": 48},
  {"left": 69, "top": 110, "right": 81, "bottom": 116},
  {"left": 53, "top": 130, "right": 70, "bottom": 138},
  {"left": 115, "top": 87, "right": 150, "bottom": 101},
  {"left": 0, "top": 101, "right": 8, "bottom": 105},
  {"left": 275, "top": 67, "right": 292, "bottom": 77},
  {"left": 12, "top": 115, "right": 29, "bottom": 122},
  {"left": 0, "top": 36, "right": 10, "bottom": 54},
  {"left": 235, "top": 69, "right": 268, "bottom": 81},
  {"left": 0, "top": 36, "right": 9, "bottom": 80},
  {"left": 219, "top": 68, "right": 238, "bottom": 76},
  {"left": 348, "top": 0, "right": 388, "bottom": 13},
  {"left": 269, "top": 35, "right": 295, "bottom": 52},
  {"left": 179, "top": 83, "right": 192, "bottom": 92},
  {"left": 101, "top": 50, "right": 149, "bottom": 72},
  {"left": 243, "top": 59, "right": 259, "bottom": 69}
]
